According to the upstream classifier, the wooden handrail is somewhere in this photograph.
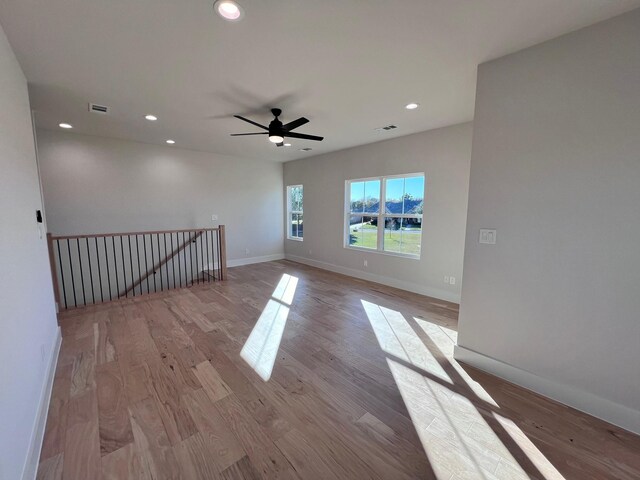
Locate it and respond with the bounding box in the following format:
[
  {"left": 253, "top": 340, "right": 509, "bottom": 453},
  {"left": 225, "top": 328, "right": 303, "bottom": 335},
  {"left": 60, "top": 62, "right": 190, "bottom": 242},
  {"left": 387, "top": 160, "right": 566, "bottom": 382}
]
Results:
[
  {"left": 122, "top": 230, "right": 204, "bottom": 297},
  {"left": 50, "top": 227, "right": 220, "bottom": 241},
  {"left": 46, "top": 233, "right": 61, "bottom": 310}
]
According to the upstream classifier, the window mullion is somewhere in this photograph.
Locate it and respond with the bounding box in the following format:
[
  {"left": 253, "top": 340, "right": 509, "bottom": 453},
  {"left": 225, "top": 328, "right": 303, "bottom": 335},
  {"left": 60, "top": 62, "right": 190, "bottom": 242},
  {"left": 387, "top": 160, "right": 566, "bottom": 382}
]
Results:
[{"left": 378, "top": 179, "right": 385, "bottom": 251}]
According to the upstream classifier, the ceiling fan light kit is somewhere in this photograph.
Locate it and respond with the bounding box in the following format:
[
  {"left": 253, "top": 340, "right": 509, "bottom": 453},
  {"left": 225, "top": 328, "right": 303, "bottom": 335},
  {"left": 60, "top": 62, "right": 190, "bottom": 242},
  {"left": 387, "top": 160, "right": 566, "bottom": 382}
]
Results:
[{"left": 231, "top": 108, "right": 324, "bottom": 148}]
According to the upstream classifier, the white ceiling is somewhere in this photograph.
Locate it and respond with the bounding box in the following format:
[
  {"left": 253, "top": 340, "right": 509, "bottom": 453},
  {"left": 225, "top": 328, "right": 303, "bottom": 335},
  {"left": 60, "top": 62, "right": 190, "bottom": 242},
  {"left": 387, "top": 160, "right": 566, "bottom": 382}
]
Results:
[{"left": 1, "top": 0, "right": 639, "bottom": 162}]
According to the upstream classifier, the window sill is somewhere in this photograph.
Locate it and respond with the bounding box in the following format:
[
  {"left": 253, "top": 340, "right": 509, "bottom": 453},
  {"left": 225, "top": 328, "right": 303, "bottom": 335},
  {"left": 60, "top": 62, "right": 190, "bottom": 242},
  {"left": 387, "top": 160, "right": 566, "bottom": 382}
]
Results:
[
  {"left": 287, "top": 237, "right": 303, "bottom": 242},
  {"left": 343, "top": 245, "right": 420, "bottom": 260}
]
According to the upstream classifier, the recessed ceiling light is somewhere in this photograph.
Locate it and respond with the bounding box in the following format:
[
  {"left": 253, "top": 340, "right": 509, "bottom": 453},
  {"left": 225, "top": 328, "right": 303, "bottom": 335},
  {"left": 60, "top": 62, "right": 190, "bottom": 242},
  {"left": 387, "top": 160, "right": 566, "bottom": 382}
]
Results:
[
  {"left": 166, "top": 139, "right": 175, "bottom": 144},
  {"left": 284, "top": 143, "right": 291, "bottom": 147},
  {"left": 405, "top": 103, "right": 419, "bottom": 110},
  {"left": 145, "top": 115, "right": 158, "bottom": 121},
  {"left": 214, "top": 0, "right": 243, "bottom": 21},
  {"left": 59, "top": 123, "right": 73, "bottom": 129}
]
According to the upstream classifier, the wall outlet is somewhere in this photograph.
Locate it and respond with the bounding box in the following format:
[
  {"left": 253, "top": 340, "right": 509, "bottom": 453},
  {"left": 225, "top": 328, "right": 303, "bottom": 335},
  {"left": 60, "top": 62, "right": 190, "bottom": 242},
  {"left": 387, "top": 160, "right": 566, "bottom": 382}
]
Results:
[
  {"left": 245, "top": 248, "right": 250, "bottom": 255},
  {"left": 363, "top": 259, "right": 368, "bottom": 267},
  {"left": 308, "top": 249, "right": 312, "bottom": 255},
  {"left": 479, "top": 229, "right": 497, "bottom": 244},
  {"left": 211, "top": 214, "right": 218, "bottom": 222},
  {"left": 450, "top": 276, "right": 456, "bottom": 285},
  {"left": 444, "top": 276, "right": 450, "bottom": 284}
]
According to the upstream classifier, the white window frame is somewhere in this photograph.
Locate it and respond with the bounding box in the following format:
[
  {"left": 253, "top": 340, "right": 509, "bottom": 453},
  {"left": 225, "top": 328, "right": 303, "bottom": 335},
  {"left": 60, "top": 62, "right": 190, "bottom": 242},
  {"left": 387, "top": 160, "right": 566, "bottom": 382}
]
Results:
[
  {"left": 287, "top": 184, "right": 303, "bottom": 241},
  {"left": 344, "top": 173, "right": 424, "bottom": 259}
]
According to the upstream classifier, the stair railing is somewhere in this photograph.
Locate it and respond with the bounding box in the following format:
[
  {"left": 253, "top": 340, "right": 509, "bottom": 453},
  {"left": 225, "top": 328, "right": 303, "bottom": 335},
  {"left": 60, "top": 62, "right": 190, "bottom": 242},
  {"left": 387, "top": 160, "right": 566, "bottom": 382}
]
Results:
[{"left": 47, "top": 226, "right": 227, "bottom": 310}]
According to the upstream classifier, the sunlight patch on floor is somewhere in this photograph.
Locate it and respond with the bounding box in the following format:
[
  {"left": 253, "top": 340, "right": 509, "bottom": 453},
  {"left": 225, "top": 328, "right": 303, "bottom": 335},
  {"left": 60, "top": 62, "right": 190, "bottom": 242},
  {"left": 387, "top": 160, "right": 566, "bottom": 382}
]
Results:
[
  {"left": 361, "top": 299, "right": 451, "bottom": 383},
  {"left": 414, "top": 317, "right": 498, "bottom": 408},
  {"left": 362, "top": 301, "right": 566, "bottom": 480},
  {"left": 241, "top": 274, "right": 298, "bottom": 381}
]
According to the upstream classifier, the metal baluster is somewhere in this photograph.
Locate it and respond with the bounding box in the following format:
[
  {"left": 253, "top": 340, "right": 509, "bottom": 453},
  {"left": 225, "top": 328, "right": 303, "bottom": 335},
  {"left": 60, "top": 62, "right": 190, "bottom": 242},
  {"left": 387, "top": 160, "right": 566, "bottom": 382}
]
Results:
[
  {"left": 162, "top": 233, "right": 173, "bottom": 289},
  {"left": 135, "top": 235, "right": 142, "bottom": 296},
  {"left": 182, "top": 231, "right": 188, "bottom": 287},
  {"left": 128, "top": 235, "right": 135, "bottom": 297},
  {"left": 67, "top": 239, "right": 77, "bottom": 307},
  {"left": 77, "top": 239, "right": 86, "bottom": 306},
  {"left": 157, "top": 234, "right": 163, "bottom": 291},
  {"left": 194, "top": 231, "right": 200, "bottom": 285},
  {"left": 120, "top": 236, "right": 126, "bottom": 297},
  {"left": 104, "top": 237, "right": 112, "bottom": 302},
  {"left": 113, "top": 237, "right": 119, "bottom": 298},
  {"left": 205, "top": 230, "right": 211, "bottom": 282},
  {"left": 143, "top": 235, "right": 150, "bottom": 294},
  {"left": 150, "top": 234, "right": 157, "bottom": 293},
  {"left": 95, "top": 237, "right": 104, "bottom": 303},
  {"left": 86, "top": 238, "right": 95, "bottom": 304},
  {"left": 176, "top": 232, "right": 182, "bottom": 288},
  {"left": 171, "top": 233, "right": 177, "bottom": 288},
  {"left": 56, "top": 240, "right": 68, "bottom": 308}
]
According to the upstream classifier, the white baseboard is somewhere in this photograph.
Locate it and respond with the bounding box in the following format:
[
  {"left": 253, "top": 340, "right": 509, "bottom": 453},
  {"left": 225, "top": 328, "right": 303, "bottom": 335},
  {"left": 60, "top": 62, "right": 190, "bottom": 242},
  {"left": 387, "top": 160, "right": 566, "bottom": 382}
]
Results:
[
  {"left": 227, "top": 253, "right": 285, "bottom": 268},
  {"left": 285, "top": 254, "right": 460, "bottom": 304},
  {"left": 454, "top": 345, "right": 640, "bottom": 436},
  {"left": 21, "top": 326, "right": 62, "bottom": 480}
]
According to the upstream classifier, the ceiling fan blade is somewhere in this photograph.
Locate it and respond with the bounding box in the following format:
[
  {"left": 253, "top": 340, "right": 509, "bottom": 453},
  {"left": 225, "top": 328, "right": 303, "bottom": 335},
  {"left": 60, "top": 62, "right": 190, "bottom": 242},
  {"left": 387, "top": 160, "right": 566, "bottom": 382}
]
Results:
[
  {"left": 233, "top": 115, "right": 269, "bottom": 130},
  {"left": 230, "top": 132, "right": 269, "bottom": 136},
  {"left": 286, "top": 131, "right": 324, "bottom": 141},
  {"left": 282, "top": 117, "right": 309, "bottom": 132}
]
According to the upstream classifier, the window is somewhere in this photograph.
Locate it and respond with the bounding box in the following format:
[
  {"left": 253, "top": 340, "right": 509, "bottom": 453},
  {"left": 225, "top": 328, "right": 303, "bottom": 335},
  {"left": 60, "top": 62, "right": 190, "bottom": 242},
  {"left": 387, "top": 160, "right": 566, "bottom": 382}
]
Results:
[
  {"left": 287, "top": 185, "right": 303, "bottom": 240},
  {"left": 345, "top": 174, "right": 424, "bottom": 258}
]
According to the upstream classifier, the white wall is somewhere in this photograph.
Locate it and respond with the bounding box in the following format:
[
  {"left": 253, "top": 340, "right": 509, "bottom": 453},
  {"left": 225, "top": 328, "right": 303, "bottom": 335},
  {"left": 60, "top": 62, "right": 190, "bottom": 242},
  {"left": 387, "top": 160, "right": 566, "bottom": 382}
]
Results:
[
  {"left": 0, "top": 25, "right": 60, "bottom": 480},
  {"left": 284, "top": 123, "right": 472, "bottom": 303},
  {"left": 36, "top": 130, "right": 284, "bottom": 265},
  {"left": 457, "top": 9, "right": 640, "bottom": 433}
]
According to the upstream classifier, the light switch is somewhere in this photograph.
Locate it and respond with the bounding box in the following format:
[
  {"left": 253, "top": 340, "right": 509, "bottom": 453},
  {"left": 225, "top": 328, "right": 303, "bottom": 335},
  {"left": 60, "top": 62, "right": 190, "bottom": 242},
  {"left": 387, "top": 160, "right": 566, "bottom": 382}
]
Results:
[
  {"left": 211, "top": 214, "right": 218, "bottom": 222},
  {"left": 479, "top": 229, "right": 497, "bottom": 245}
]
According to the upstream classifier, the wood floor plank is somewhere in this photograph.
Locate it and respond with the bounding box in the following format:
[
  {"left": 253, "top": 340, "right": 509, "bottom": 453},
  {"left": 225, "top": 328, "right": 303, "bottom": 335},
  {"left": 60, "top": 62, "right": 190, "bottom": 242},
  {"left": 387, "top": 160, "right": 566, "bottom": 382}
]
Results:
[
  {"left": 69, "top": 349, "right": 96, "bottom": 397},
  {"left": 62, "top": 418, "right": 101, "bottom": 480},
  {"left": 220, "top": 455, "right": 263, "bottom": 480},
  {"left": 36, "top": 453, "right": 63, "bottom": 480},
  {"left": 144, "top": 357, "right": 197, "bottom": 445},
  {"left": 193, "top": 360, "right": 232, "bottom": 402},
  {"left": 39, "top": 364, "right": 72, "bottom": 460},
  {"left": 96, "top": 360, "right": 134, "bottom": 455},
  {"left": 129, "top": 397, "right": 181, "bottom": 480},
  {"left": 101, "top": 442, "right": 147, "bottom": 480},
  {"left": 182, "top": 388, "right": 246, "bottom": 470}
]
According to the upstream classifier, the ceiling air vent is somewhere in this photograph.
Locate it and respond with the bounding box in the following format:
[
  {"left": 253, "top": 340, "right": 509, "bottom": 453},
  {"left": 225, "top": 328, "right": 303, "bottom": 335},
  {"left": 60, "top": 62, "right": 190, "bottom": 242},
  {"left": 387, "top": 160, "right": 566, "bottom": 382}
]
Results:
[
  {"left": 375, "top": 124, "right": 398, "bottom": 132},
  {"left": 88, "top": 103, "right": 110, "bottom": 115}
]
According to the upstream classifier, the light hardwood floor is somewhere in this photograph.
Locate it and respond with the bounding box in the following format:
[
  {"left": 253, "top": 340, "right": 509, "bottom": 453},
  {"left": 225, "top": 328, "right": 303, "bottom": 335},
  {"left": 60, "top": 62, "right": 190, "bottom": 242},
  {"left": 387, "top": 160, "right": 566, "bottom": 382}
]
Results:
[{"left": 37, "top": 260, "right": 640, "bottom": 479}]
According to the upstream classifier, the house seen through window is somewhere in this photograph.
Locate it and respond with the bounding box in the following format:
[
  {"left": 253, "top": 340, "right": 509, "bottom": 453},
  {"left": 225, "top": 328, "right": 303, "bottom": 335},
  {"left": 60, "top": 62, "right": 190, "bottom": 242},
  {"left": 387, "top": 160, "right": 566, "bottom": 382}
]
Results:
[{"left": 346, "top": 174, "right": 424, "bottom": 257}]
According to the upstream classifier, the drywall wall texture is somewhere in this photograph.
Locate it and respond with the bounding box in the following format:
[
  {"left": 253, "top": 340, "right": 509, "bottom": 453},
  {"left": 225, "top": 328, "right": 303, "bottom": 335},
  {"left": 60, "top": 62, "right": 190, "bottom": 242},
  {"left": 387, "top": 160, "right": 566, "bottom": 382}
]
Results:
[
  {"left": 0, "top": 24, "right": 60, "bottom": 480},
  {"left": 284, "top": 123, "right": 472, "bottom": 303},
  {"left": 36, "top": 130, "right": 284, "bottom": 265},
  {"left": 457, "top": 9, "right": 640, "bottom": 433}
]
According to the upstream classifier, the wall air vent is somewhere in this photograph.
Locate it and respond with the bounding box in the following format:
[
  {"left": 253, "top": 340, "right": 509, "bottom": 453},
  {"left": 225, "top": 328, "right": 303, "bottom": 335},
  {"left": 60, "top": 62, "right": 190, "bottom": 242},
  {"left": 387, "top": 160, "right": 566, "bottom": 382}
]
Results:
[
  {"left": 88, "top": 103, "right": 110, "bottom": 115},
  {"left": 375, "top": 124, "right": 398, "bottom": 132}
]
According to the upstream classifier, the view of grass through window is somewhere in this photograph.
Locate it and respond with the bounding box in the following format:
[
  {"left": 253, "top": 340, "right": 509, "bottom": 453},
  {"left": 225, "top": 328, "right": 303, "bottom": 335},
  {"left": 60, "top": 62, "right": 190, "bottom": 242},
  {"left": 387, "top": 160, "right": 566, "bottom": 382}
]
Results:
[{"left": 348, "top": 175, "right": 424, "bottom": 256}]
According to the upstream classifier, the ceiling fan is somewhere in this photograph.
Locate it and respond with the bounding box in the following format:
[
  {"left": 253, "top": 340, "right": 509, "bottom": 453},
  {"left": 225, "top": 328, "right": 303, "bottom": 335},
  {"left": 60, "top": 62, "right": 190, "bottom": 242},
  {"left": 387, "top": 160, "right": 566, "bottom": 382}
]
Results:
[{"left": 230, "top": 108, "right": 324, "bottom": 147}]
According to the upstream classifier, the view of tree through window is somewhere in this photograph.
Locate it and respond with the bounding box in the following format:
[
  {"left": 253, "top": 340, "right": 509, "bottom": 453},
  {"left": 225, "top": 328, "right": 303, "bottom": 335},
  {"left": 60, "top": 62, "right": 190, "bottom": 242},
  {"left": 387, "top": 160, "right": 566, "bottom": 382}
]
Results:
[
  {"left": 287, "top": 185, "right": 303, "bottom": 240},
  {"left": 346, "top": 174, "right": 424, "bottom": 257}
]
